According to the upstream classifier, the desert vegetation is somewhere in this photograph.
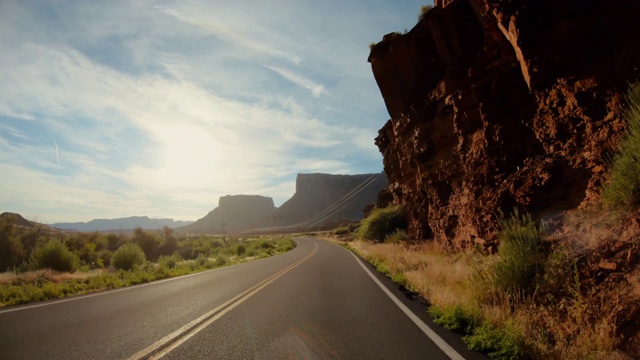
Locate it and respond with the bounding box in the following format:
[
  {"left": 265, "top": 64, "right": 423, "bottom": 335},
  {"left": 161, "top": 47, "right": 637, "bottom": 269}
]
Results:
[{"left": 0, "top": 218, "right": 295, "bottom": 308}]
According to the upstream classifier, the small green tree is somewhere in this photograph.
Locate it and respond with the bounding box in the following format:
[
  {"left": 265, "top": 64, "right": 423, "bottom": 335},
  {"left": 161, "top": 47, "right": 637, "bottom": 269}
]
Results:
[
  {"left": 30, "top": 239, "right": 80, "bottom": 272},
  {"left": 111, "top": 243, "right": 146, "bottom": 270}
]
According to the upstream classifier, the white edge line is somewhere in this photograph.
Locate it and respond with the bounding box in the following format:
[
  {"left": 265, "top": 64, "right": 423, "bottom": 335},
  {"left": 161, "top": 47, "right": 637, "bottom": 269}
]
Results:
[
  {"left": 345, "top": 249, "right": 466, "bottom": 360},
  {"left": 0, "top": 239, "right": 300, "bottom": 315}
]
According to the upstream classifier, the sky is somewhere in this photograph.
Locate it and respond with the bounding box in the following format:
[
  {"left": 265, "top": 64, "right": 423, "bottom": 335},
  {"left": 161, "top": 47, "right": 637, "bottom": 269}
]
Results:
[{"left": 0, "top": 0, "right": 430, "bottom": 223}]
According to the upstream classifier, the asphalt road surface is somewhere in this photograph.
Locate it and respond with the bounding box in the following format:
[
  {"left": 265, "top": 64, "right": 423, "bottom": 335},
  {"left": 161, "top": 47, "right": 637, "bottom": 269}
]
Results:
[{"left": 0, "top": 237, "right": 486, "bottom": 360}]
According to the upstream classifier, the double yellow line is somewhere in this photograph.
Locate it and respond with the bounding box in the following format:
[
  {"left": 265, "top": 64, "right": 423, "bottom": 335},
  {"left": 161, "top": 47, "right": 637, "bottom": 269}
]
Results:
[{"left": 127, "top": 240, "right": 319, "bottom": 360}]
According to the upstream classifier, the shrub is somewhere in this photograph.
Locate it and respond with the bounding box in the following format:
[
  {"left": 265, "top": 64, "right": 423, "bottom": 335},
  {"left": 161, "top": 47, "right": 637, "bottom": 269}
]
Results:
[
  {"left": 429, "top": 305, "right": 480, "bottom": 334},
  {"left": 193, "top": 253, "right": 209, "bottom": 268},
  {"left": 213, "top": 256, "right": 227, "bottom": 267},
  {"left": 235, "top": 244, "right": 246, "bottom": 256},
  {"left": 384, "top": 229, "right": 408, "bottom": 243},
  {"left": 419, "top": 5, "right": 434, "bottom": 21},
  {"left": 603, "top": 82, "right": 640, "bottom": 209},
  {"left": 492, "top": 210, "right": 546, "bottom": 296},
  {"left": 157, "top": 253, "right": 182, "bottom": 269},
  {"left": 29, "top": 240, "right": 80, "bottom": 272},
  {"left": 111, "top": 243, "right": 146, "bottom": 271},
  {"left": 464, "top": 321, "right": 525, "bottom": 360},
  {"left": 334, "top": 227, "right": 350, "bottom": 236},
  {"left": 356, "top": 205, "right": 407, "bottom": 242}
]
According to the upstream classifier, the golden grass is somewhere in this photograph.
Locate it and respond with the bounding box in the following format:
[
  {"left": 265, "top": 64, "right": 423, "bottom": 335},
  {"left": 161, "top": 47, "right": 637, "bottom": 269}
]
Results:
[
  {"left": 347, "top": 238, "right": 640, "bottom": 359},
  {"left": 0, "top": 269, "right": 100, "bottom": 285}
]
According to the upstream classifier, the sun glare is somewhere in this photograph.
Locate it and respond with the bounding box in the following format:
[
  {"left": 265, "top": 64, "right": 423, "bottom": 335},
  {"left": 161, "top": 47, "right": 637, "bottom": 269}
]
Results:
[{"left": 159, "top": 124, "right": 219, "bottom": 186}]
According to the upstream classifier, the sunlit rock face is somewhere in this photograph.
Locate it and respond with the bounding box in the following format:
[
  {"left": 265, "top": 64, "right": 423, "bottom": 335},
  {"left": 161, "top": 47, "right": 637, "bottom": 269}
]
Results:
[
  {"left": 182, "top": 195, "right": 276, "bottom": 233},
  {"left": 369, "top": 0, "right": 640, "bottom": 249},
  {"left": 265, "top": 173, "right": 388, "bottom": 229}
]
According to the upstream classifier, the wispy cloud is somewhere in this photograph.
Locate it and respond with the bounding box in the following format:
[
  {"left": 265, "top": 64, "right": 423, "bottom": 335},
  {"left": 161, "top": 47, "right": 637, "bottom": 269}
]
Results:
[
  {"left": 265, "top": 65, "right": 326, "bottom": 97},
  {"left": 157, "top": 6, "right": 302, "bottom": 66},
  {"left": 53, "top": 139, "right": 60, "bottom": 165}
]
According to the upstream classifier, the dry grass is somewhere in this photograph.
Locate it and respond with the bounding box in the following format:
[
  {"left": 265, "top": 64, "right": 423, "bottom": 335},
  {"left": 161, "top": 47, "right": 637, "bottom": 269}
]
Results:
[
  {"left": 348, "top": 225, "right": 640, "bottom": 359},
  {"left": 351, "top": 241, "right": 476, "bottom": 309},
  {"left": 0, "top": 269, "right": 100, "bottom": 285}
]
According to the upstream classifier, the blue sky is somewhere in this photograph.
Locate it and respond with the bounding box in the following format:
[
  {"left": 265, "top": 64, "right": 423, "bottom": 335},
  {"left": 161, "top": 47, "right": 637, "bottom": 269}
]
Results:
[{"left": 0, "top": 0, "right": 430, "bottom": 223}]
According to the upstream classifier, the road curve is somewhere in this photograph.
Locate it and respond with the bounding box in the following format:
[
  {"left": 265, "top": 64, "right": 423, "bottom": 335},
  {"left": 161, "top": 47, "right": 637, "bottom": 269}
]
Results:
[{"left": 0, "top": 237, "right": 485, "bottom": 360}]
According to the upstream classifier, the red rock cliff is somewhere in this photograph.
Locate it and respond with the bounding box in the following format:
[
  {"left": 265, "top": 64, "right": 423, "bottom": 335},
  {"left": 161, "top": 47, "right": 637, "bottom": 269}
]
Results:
[{"left": 369, "top": 0, "right": 640, "bottom": 249}]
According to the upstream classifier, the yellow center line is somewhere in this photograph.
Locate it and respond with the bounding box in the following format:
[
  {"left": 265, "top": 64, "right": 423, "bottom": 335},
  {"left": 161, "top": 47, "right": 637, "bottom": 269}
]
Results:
[{"left": 127, "top": 239, "right": 319, "bottom": 360}]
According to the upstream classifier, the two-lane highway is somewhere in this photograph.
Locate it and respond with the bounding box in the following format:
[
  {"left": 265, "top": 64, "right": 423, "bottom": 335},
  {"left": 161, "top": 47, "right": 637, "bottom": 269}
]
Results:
[{"left": 0, "top": 238, "right": 483, "bottom": 359}]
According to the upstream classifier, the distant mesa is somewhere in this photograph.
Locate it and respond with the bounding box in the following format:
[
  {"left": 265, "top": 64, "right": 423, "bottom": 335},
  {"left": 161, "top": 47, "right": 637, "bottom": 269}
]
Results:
[
  {"left": 263, "top": 173, "right": 388, "bottom": 229},
  {"left": 49, "top": 216, "right": 193, "bottom": 232},
  {"left": 6, "top": 172, "right": 387, "bottom": 235},
  {"left": 181, "top": 173, "right": 388, "bottom": 234},
  {"left": 179, "top": 195, "right": 275, "bottom": 234}
]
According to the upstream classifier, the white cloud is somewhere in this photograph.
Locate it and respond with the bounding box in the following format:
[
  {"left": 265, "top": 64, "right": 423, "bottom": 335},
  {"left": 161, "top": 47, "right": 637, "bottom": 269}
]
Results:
[{"left": 157, "top": 6, "right": 302, "bottom": 66}]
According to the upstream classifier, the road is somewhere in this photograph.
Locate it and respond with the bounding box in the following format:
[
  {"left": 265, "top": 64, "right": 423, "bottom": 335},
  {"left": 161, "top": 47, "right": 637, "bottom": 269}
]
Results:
[{"left": 0, "top": 237, "right": 485, "bottom": 360}]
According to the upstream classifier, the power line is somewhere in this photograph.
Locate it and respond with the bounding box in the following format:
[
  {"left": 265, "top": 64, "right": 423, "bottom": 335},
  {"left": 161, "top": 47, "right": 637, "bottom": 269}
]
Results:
[{"left": 241, "top": 172, "right": 384, "bottom": 234}]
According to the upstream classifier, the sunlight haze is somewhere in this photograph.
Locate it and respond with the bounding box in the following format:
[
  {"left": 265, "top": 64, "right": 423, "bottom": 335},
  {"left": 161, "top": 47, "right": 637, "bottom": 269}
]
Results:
[{"left": 0, "top": 0, "right": 429, "bottom": 223}]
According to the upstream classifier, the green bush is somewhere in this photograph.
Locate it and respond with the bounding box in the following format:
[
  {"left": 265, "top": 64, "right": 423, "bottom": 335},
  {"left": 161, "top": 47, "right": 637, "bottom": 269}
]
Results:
[
  {"left": 429, "top": 305, "right": 480, "bottom": 334},
  {"left": 603, "top": 82, "right": 640, "bottom": 209},
  {"left": 213, "top": 256, "right": 227, "bottom": 267},
  {"left": 464, "top": 322, "right": 525, "bottom": 360},
  {"left": 492, "top": 211, "right": 546, "bottom": 296},
  {"left": 157, "top": 253, "right": 182, "bottom": 269},
  {"left": 111, "top": 243, "right": 146, "bottom": 271},
  {"left": 356, "top": 205, "right": 407, "bottom": 242},
  {"left": 29, "top": 240, "right": 80, "bottom": 272},
  {"left": 334, "top": 227, "right": 350, "bottom": 236},
  {"left": 235, "top": 244, "right": 246, "bottom": 256}
]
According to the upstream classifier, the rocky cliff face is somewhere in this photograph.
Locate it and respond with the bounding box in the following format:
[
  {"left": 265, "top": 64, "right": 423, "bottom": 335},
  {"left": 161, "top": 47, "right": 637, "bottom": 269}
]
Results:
[
  {"left": 181, "top": 195, "right": 275, "bottom": 233},
  {"left": 369, "top": 0, "right": 640, "bottom": 249},
  {"left": 264, "top": 173, "right": 388, "bottom": 229}
]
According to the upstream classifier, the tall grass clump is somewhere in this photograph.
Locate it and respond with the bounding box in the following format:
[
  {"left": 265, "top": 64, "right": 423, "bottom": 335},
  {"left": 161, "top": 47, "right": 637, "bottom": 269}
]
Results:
[
  {"left": 29, "top": 240, "right": 80, "bottom": 272},
  {"left": 384, "top": 229, "right": 408, "bottom": 243},
  {"left": 356, "top": 205, "right": 407, "bottom": 243},
  {"left": 111, "top": 243, "right": 146, "bottom": 271},
  {"left": 603, "top": 82, "right": 640, "bottom": 209},
  {"left": 488, "top": 210, "right": 547, "bottom": 297}
]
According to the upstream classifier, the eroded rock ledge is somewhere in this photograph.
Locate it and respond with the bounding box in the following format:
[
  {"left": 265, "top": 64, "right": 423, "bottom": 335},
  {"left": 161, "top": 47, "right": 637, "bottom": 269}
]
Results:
[{"left": 369, "top": 0, "right": 640, "bottom": 249}]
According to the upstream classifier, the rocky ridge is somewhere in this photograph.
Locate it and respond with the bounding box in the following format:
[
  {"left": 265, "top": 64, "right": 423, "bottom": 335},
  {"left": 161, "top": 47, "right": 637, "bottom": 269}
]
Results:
[{"left": 369, "top": 0, "right": 640, "bottom": 249}]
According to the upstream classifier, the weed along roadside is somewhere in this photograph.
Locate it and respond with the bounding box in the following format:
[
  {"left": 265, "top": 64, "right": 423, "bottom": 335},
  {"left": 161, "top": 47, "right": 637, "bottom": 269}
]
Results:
[
  {"left": 330, "top": 193, "right": 640, "bottom": 359},
  {"left": 0, "top": 221, "right": 296, "bottom": 308}
]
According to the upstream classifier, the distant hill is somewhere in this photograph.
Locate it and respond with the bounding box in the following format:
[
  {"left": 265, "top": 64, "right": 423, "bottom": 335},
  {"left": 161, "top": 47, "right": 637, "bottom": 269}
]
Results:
[
  {"left": 50, "top": 216, "right": 193, "bottom": 232},
  {"left": 179, "top": 195, "right": 275, "bottom": 234},
  {"left": 1, "top": 212, "right": 65, "bottom": 234}
]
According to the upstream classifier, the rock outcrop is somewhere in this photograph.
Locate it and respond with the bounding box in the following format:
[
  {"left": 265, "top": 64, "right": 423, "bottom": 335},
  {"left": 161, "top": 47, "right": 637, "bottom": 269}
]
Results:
[
  {"left": 181, "top": 174, "right": 387, "bottom": 234},
  {"left": 264, "top": 173, "right": 388, "bottom": 229},
  {"left": 180, "top": 195, "right": 275, "bottom": 233},
  {"left": 369, "top": 0, "right": 640, "bottom": 249}
]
